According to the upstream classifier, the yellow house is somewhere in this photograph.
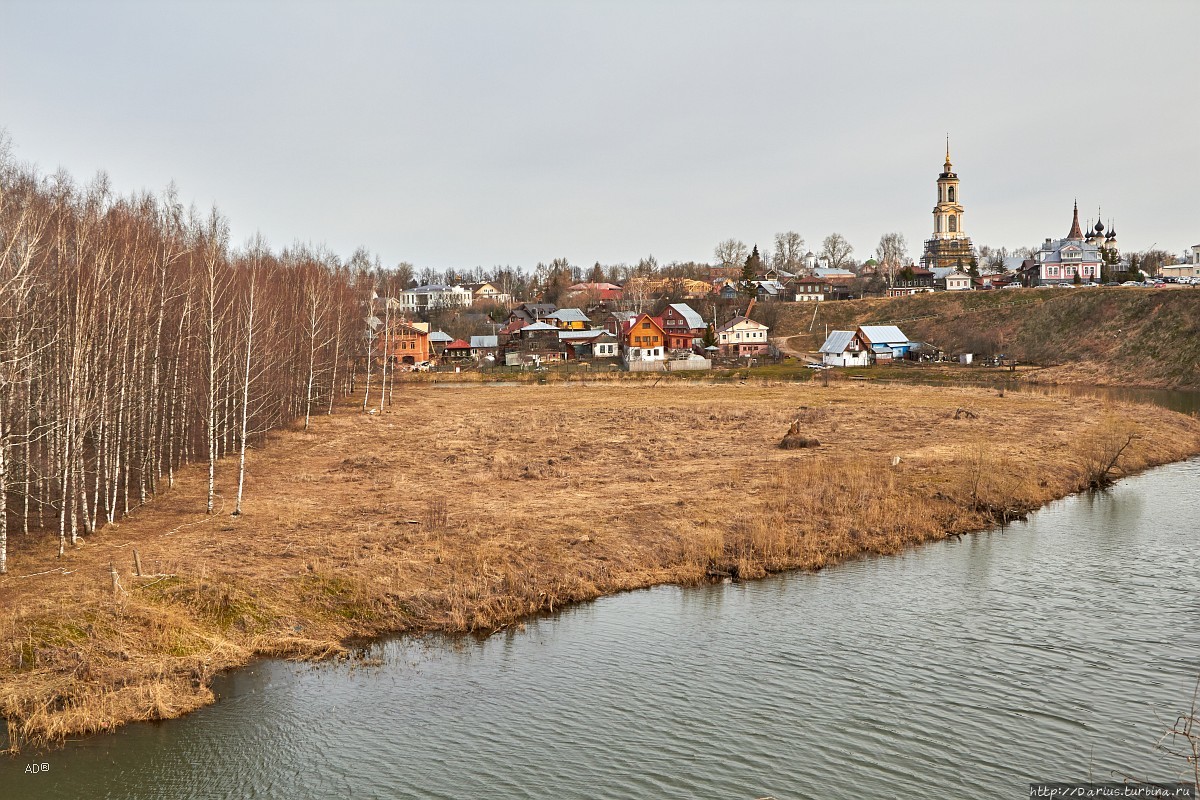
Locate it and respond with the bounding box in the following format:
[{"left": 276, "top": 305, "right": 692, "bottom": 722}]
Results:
[{"left": 545, "top": 308, "right": 590, "bottom": 330}]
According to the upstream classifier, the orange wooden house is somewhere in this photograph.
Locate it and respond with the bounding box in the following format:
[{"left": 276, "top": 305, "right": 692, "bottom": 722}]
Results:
[{"left": 620, "top": 313, "right": 666, "bottom": 361}]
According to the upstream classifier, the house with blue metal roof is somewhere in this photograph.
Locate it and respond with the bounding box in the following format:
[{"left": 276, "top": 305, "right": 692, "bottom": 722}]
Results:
[{"left": 856, "top": 325, "right": 915, "bottom": 361}]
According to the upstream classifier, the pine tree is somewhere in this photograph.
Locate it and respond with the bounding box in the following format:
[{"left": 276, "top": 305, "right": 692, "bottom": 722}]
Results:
[{"left": 740, "top": 245, "right": 762, "bottom": 296}]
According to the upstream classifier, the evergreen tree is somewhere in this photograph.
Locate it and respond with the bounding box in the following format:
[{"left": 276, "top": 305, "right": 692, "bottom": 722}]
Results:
[{"left": 740, "top": 245, "right": 761, "bottom": 296}]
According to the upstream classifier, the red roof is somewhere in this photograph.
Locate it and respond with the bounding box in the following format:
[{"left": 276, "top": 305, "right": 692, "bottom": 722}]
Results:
[
  {"left": 445, "top": 339, "right": 471, "bottom": 349},
  {"left": 499, "top": 318, "right": 526, "bottom": 335},
  {"left": 621, "top": 313, "right": 665, "bottom": 335}
]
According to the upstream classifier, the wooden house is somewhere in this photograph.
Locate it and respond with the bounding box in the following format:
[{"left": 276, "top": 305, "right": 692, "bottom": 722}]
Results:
[
  {"left": 621, "top": 314, "right": 666, "bottom": 362},
  {"left": 559, "top": 329, "right": 619, "bottom": 360},
  {"left": 469, "top": 335, "right": 500, "bottom": 360},
  {"left": 544, "top": 308, "right": 591, "bottom": 330},
  {"left": 604, "top": 311, "right": 638, "bottom": 336},
  {"left": 428, "top": 330, "right": 454, "bottom": 356},
  {"left": 443, "top": 338, "right": 473, "bottom": 361},
  {"left": 659, "top": 303, "right": 707, "bottom": 352},
  {"left": 508, "top": 303, "right": 557, "bottom": 325},
  {"left": 508, "top": 321, "right": 566, "bottom": 363},
  {"left": 462, "top": 281, "right": 512, "bottom": 305}
]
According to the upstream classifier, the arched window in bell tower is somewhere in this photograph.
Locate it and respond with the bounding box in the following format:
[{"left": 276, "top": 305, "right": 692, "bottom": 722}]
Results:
[
  {"left": 949, "top": 216, "right": 958, "bottom": 233},
  {"left": 948, "top": 186, "right": 955, "bottom": 203}
]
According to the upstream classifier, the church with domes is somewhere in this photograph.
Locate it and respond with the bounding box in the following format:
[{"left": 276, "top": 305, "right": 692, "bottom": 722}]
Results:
[
  {"left": 1083, "top": 215, "right": 1120, "bottom": 257},
  {"left": 1028, "top": 202, "right": 1115, "bottom": 285}
]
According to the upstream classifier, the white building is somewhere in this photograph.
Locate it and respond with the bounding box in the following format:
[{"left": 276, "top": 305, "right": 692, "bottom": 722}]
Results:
[
  {"left": 398, "top": 284, "right": 474, "bottom": 314},
  {"left": 1160, "top": 245, "right": 1200, "bottom": 280},
  {"left": 943, "top": 270, "right": 973, "bottom": 291},
  {"left": 716, "top": 316, "right": 770, "bottom": 357},
  {"left": 818, "top": 330, "right": 869, "bottom": 367}
]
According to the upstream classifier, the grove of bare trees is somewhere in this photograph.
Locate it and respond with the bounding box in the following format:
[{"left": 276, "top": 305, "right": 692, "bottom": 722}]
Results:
[{"left": 0, "top": 154, "right": 367, "bottom": 574}]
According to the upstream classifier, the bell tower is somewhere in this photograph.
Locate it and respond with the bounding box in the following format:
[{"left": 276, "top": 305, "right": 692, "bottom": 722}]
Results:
[
  {"left": 921, "top": 137, "right": 976, "bottom": 269},
  {"left": 933, "top": 137, "right": 965, "bottom": 240}
]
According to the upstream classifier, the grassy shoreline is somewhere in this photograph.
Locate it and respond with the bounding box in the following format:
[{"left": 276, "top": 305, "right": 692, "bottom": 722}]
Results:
[{"left": 3, "top": 382, "right": 1199, "bottom": 753}]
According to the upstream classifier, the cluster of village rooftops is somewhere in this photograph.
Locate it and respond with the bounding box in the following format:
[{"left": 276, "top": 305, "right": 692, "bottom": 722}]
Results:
[{"left": 366, "top": 298, "right": 771, "bottom": 372}]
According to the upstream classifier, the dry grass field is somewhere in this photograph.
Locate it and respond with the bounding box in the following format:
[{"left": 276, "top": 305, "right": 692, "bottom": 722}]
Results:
[{"left": 3, "top": 380, "right": 1199, "bottom": 750}]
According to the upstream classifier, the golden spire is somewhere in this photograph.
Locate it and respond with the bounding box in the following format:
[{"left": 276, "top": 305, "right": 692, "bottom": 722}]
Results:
[{"left": 944, "top": 134, "right": 953, "bottom": 172}]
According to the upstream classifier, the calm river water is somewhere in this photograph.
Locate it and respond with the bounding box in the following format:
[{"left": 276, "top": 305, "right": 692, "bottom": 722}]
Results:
[{"left": 4, "top": 422, "right": 1199, "bottom": 799}]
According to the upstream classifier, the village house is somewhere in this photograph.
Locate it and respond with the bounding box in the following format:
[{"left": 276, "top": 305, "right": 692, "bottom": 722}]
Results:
[
  {"left": 716, "top": 316, "right": 770, "bottom": 357},
  {"left": 751, "top": 279, "right": 788, "bottom": 301},
  {"left": 943, "top": 270, "right": 973, "bottom": 291},
  {"left": 442, "top": 338, "right": 473, "bottom": 362},
  {"left": 621, "top": 313, "right": 667, "bottom": 362},
  {"left": 427, "top": 330, "right": 454, "bottom": 356},
  {"left": 856, "top": 325, "right": 913, "bottom": 363},
  {"left": 659, "top": 303, "right": 707, "bottom": 352},
  {"left": 566, "top": 282, "right": 624, "bottom": 303},
  {"left": 469, "top": 334, "right": 500, "bottom": 361},
  {"left": 505, "top": 321, "right": 566, "bottom": 365},
  {"left": 761, "top": 266, "right": 797, "bottom": 282},
  {"left": 887, "top": 266, "right": 937, "bottom": 297},
  {"left": 818, "top": 330, "right": 870, "bottom": 367},
  {"left": 544, "top": 308, "right": 591, "bottom": 330},
  {"left": 559, "top": 329, "right": 619, "bottom": 360},
  {"left": 461, "top": 281, "right": 512, "bottom": 306},
  {"left": 508, "top": 303, "right": 557, "bottom": 325},
  {"left": 604, "top": 310, "right": 638, "bottom": 336},
  {"left": 818, "top": 324, "right": 914, "bottom": 366},
  {"left": 793, "top": 278, "right": 832, "bottom": 302}
]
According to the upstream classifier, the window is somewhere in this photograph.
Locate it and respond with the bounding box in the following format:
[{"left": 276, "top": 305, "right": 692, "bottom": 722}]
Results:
[
  {"left": 936, "top": 216, "right": 942, "bottom": 233},
  {"left": 949, "top": 216, "right": 957, "bottom": 233},
  {"left": 948, "top": 186, "right": 955, "bottom": 202}
]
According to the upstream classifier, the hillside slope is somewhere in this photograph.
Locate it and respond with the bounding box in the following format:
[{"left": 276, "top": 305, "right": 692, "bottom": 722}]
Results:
[{"left": 776, "top": 288, "right": 1200, "bottom": 389}]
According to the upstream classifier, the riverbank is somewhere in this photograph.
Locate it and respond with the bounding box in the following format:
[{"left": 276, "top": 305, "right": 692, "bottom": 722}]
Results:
[{"left": 3, "top": 382, "right": 1200, "bottom": 751}]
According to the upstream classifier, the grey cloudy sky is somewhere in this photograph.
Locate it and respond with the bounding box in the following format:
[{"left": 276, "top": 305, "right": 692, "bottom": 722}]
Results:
[{"left": 4, "top": 0, "right": 1197, "bottom": 269}]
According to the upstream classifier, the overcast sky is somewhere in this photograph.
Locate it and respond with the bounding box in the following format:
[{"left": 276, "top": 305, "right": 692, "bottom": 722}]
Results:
[{"left": 3, "top": 0, "right": 1197, "bottom": 270}]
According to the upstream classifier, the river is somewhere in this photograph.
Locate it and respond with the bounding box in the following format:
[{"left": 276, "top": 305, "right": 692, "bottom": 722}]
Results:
[{"left": 4, "top": 406, "right": 1199, "bottom": 798}]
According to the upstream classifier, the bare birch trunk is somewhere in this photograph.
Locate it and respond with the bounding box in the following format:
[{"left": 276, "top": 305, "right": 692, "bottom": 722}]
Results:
[{"left": 234, "top": 263, "right": 257, "bottom": 516}]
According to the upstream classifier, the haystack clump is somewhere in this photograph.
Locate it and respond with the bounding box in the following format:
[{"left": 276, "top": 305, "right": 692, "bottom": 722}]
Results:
[{"left": 779, "top": 420, "right": 820, "bottom": 449}]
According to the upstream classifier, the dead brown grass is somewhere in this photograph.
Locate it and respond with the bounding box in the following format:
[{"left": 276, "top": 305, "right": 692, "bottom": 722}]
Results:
[{"left": 2, "top": 381, "right": 1199, "bottom": 751}]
